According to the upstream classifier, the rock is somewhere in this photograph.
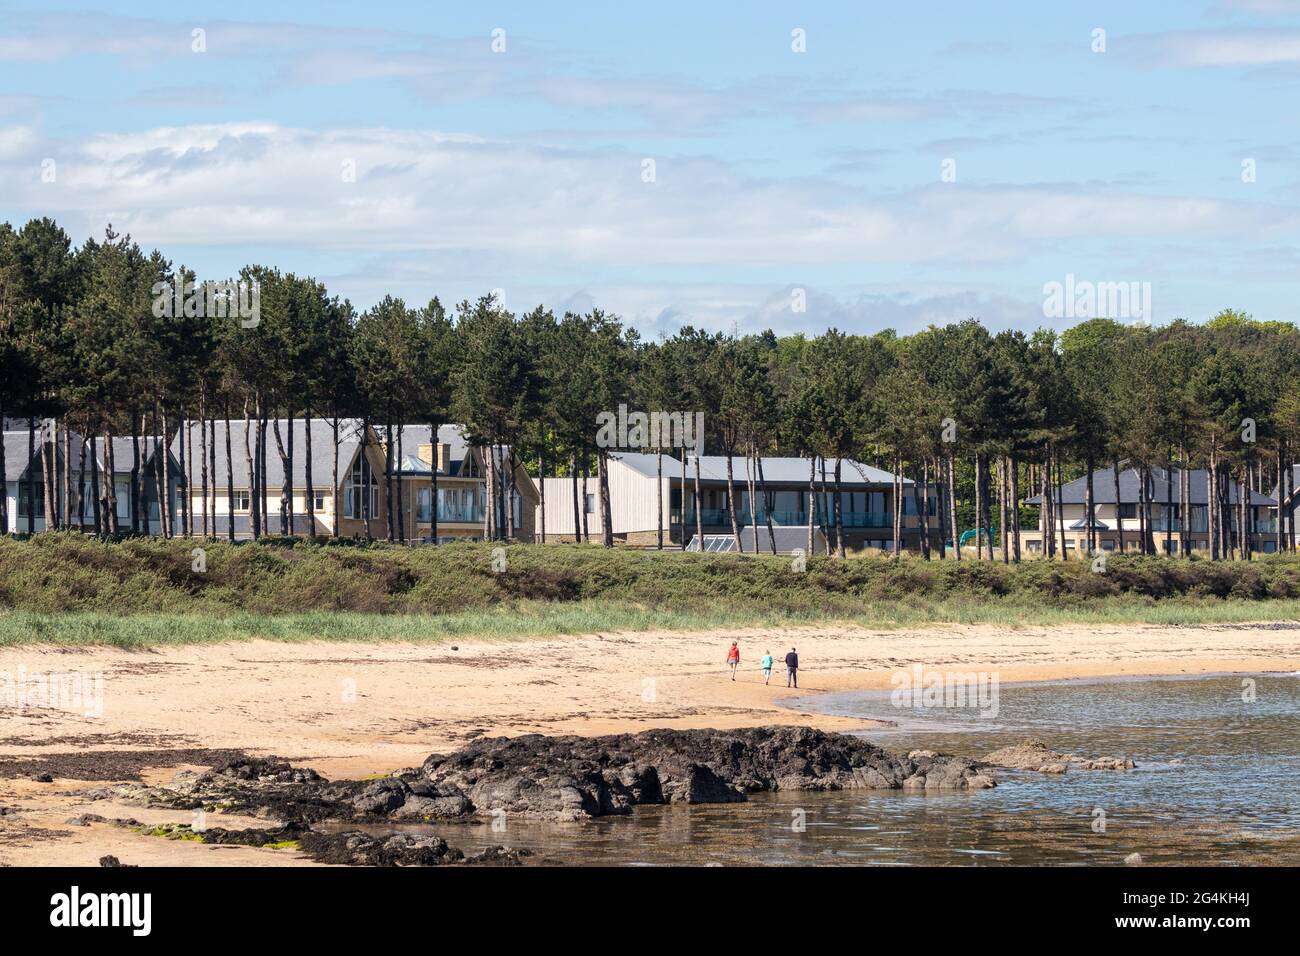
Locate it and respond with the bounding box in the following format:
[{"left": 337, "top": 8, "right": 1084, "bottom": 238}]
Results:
[
  {"left": 99, "top": 855, "right": 135, "bottom": 867},
  {"left": 982, "top": 739, "right": 1136, "bottom": 773},
  {"left": 104, "top": 728, "right": 997, "bottom": 827},
  {"left": 1124, "top": 852, "right": 1143, "bottom": 865},
  {"left": 30, "top": 772, "right": 53, "bottom": 783},
  {"left": 417, "top": 727, "right": 997, "bottom": 820},
  {"left": 907, "top": 750, "right": 938, "bottom": 759}
]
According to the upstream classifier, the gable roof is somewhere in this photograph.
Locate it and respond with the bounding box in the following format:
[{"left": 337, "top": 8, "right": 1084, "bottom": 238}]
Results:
[
  {"left": 2, "top": 431, "right": 33, "bottom": 483},
  {"left": 1027, "top": 465, "right": 1274, "bottom": 507},
  {"left": 1270, "top": 465, "right": 1300, "bottom": 508},
  {"left": 611, "top": 452, "right": 902, "bottom": 486},
  {"left": 4, "top": 430, "right": 174, "bottom": 482},
  {"left": 170, "top": 418, "right": 367, "bottom": 490}
]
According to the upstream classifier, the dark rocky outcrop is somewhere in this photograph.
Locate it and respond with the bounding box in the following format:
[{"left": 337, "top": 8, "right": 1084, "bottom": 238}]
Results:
[
  {"left": 105, "top": 728, "right": 997, "bottom": 826},
  {"left": 415, "top": 727, "right": 996, "bottom": 821},
  {"left": 76, "top": 727, "right": 1001, "bottom": 864}
]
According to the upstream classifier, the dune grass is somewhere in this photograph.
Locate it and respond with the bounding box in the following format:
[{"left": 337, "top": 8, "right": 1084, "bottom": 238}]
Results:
[{"left": 1, "top": 534, "right": 1298, "bottom": 646}]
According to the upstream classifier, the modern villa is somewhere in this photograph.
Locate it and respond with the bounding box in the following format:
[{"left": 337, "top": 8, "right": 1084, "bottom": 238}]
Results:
[
  {"left": 536, "top": 451, "right": 939, "bottom": 552},
  {"left": 1022, "top": 464, "right": 1278, "bottom": 555},
  {"left": 171, "top": 419, "right": 537, "bottom": 542},
  {"left": 3, "top": 425, "right": 182, "bottom": 534}
]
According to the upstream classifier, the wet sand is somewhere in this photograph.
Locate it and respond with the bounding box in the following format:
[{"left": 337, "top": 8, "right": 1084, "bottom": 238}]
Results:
[{"left": 2, "top": 620, "right": 1297, "bottom": 865}]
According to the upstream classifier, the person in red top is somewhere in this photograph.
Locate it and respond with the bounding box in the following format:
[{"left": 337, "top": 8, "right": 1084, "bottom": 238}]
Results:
[{"left": 726, "top": 641, "right": 740, "bottom": 681}]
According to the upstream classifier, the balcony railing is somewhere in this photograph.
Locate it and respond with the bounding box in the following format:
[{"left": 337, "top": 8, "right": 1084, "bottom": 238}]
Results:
[{"left": 675, "top": 508, "right": 898, "bottom": 528}]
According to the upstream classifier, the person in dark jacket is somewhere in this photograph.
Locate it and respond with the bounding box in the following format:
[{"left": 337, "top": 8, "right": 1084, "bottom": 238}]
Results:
[{"left": 785, "top": 648, "right": 799, "bottom": 688}]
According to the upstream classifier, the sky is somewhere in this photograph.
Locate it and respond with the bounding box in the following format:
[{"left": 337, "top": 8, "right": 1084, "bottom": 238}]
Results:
[{"left": 1, "top": 0, "right": 1298, "bottom": 339}]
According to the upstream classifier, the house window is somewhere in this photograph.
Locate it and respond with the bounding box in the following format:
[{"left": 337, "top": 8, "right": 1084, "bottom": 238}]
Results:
[
  {"left": 232, "top": 491, "right": 251, "bottom": 513},
  {"left": 17, "top": 482, "right": 43, "bottom": 517},
  {"left": 344, "top": 456, "right": 378, "bottom": 519},
  {"left": 1117, "top": 504, "right": 1137, "bottom": 518},
  {"left": 585, "top": 494, "right": 596, "bottom": 514},
  {"left": 312, "top": 492, "right": 326, "bottom": 512},
  {"left": 417, "top": 488, "right": 432, "bottom": 522}
]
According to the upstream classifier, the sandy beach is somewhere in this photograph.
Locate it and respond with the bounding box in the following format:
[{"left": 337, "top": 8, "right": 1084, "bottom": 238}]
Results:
[{"left": 2, "top": 620, "right": 1298, "bottom": 866}]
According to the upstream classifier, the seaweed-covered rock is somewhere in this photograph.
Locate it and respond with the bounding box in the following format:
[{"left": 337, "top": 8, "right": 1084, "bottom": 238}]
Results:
[{"left": 982, "top": 739, "right": 1136, "bottom": 774}]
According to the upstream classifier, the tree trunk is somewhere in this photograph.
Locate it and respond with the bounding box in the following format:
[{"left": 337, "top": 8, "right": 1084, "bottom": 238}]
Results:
[
  {"left": 25, "top": 418, "right": 35, "bottom": 533},
  {"left": 743, "top": 447, "right": 756, "bottom": 551},
  {"left": 62, "top": 424, "right": 72, "bottom": 529},
  {"left": 678, "top": 447, "right": 687, "bottom": 550},
  {"left": 891, "top": 458, "right": 902, "bottom": 556},
  {"left": 1010, "top": 454, "right": 1021, "bottom": 563},
  {"left": 384, "top": 421, "right": 395, "bottom": 541},
  {"left": 243, "top": 401, "right": 257, "bottom": 540},
  {"left": 998, "top": 456, "right": 1008, "bottom": 564},
  {"left": 179, "top": 407, "right": 190, "bottom": 537},
  {"left": 598, "top": 448, "right": 613, "bottom": 548},
  {"left": 104, "top": 425, "right": 118, "bottom": 535},
  {"left": 538, "top": 448, "right": 546, "bottom": 544},
  {"left": 580, "top": 457, "right": 589, "bottom": 543},
  {"left": 75, "top": 433, "right": 86, "bottom": 530},
  {"left": 200, "top": 398, "right": 209, "bottom": 538},
  {"left": 430, "top": 421, "right": 440, "bottom": 544},
  {"left": 1180, "top": 449, "right": 1190, "bottom": 558},
  {"left": 916, "top": 460, "right": 931, "bottom": 560},
  {"left": 725, "top": 447, "right": 742, "bottom": 550},
  {"left": 331, "top": 417, "right": 340, "bottom": 540},
  {"left": 89, "top": 433, "right": 101, "bottom": 533},
  {"left": 833, "top": 458, "right": 845, "bottom": 559},
  {"left": 947, "top": 455, "right": 959, "bottom": 561},
  {"left": 655, "top": 446, "right": 662, "bottom": 550},
  {"left": 758, "top": 453, "right": 777, "bottom": 555},
  {"left": 394, "top": 426, "right": 405, "bottom": 543},
  {"left": 1112, "top": 461, "right": 1124, "bottom": 555},
  {"left": 360, "top": 421, "right": 374, "bottom": 542},
  {"left": 305, "top": 412, "right": 315, "bottom": 541},
  {"left": 693, "top": 451, "right": 703, "bottom": 549},
  {"left": 571, "top": 452, "right": 581, "bottom": 545},
  {"left": 222, "top": 411, "right": 234, "bottom": 542},
  {"left": 807, "top": 455, "right": 817, "bottom": 556},
  {"left": 41, "top": 419, "right": 56, "bottom": 530}
]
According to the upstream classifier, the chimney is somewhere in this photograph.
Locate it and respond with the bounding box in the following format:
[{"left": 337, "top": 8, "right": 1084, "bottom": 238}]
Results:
[
  {"left": 437, "top": 443, "right": 452, "bottom": 472},
  {"left": 417, "top": 443, "right": 434, "bottom": 465}
]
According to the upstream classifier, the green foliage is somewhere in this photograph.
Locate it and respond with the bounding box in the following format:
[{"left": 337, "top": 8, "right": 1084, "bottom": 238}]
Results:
[{"left": 2, "top": 536, "right": 1299, "bottom": 646}]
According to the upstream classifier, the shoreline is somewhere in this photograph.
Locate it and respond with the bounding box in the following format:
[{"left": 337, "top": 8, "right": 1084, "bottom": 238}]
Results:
[{"left": 1, "top": 620, "right": 1297, "bottom": 866}]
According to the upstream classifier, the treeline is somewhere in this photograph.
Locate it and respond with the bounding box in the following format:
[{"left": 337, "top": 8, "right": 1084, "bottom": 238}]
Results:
[{"left": 2, "top": 217, "right": 1298, "bottom": 560}]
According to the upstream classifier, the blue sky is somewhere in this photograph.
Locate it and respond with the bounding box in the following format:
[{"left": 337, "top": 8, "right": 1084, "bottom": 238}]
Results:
[{"left": 2, "top": 0, "right": 1298, "bottom": 337}]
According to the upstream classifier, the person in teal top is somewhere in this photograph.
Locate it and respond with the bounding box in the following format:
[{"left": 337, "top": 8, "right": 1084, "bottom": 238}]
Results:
[{"left": 760, "top": 650, "right": 774, "bottom": 685}]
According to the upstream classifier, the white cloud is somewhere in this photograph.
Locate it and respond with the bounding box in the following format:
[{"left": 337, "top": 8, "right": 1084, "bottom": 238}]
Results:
[
  {"left": 1134, "top": 29, "right": 1300, "bottom": 66},
  {"left": 7, "top": 122, "right": 1291, "bottom": 267}
]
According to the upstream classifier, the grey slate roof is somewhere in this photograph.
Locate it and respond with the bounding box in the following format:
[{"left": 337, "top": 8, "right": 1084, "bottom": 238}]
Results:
[
  {"left": 1270, "top": 465, "right": 1300, "bottom": 508},
  {"left": 2, "top": 431, "right": 32, "bottom": 482},
  {"left": 612, "top": 452, "right": 902, "bottom": 487},
  {"left": 4, "top": 430, "right": 173, "bottom": 482},
  {"left": 170, "top": 418, "right": 366, "bottom": 490},
  {"left": 1026, "top": 465, "right": 1274, "bottom": 507}
]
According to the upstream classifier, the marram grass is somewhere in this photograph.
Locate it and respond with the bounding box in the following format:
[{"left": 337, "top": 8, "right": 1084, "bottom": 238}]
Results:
[{"left": 1, "top": 534, "right": 1298, "bottom": 646}]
